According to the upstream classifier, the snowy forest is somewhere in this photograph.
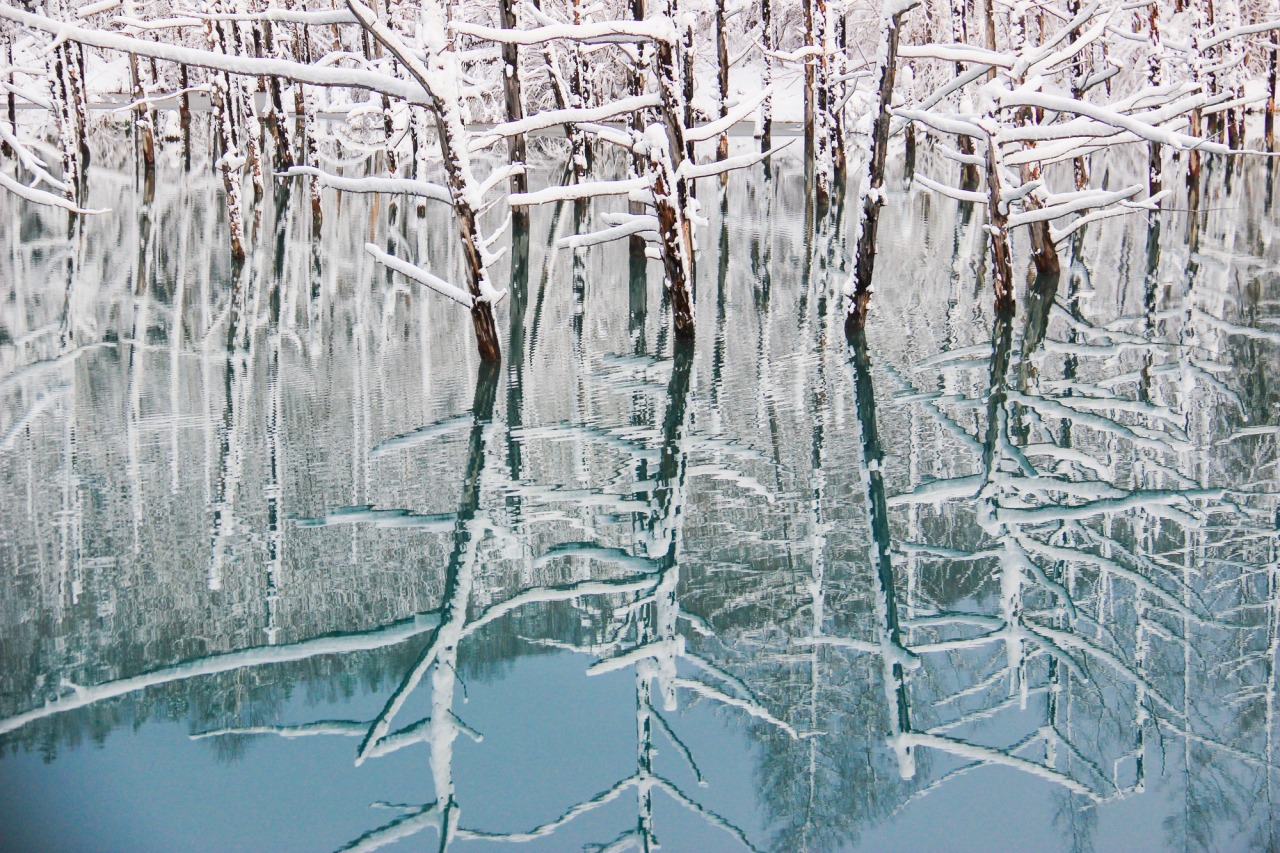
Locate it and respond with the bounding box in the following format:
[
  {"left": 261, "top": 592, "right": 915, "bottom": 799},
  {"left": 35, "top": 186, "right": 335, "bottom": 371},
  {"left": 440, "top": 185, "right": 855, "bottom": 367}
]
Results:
[
  {"left": 4, "top": 0, "right": 1280, "bottom": 353},
  {"left": 2, "top": 0, "right": 1280, "bottom": 849}
]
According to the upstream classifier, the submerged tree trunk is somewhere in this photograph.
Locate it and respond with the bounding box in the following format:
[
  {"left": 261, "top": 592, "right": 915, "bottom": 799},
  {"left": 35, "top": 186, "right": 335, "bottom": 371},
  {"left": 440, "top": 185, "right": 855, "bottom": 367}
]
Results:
[
  {"left": 761, "top": 0, "right": 773, "bottom": 151},
  {"left": 847, "top": 0, "right": 911, "bottom": 332},
  {"left": 207, "top": 12, "right": 247, "bottom": 262},
  {"left": 716, "top": 0, "right": 730, "bottom": 163},
  {"left": 262, "top": 19, "right": 295, "bottom": 172},
  {"left": 1269, "top": 24, "right": 1278, "bottom": 149},
  {"left": 986, "top": 135, "right": 1016, "bottom": 313},
  {"left": 812, "top": 0, "right": 838, "bottom": 204},
  {"left": 1147, "top": 0, "right": 1163, "bottom": 196},
  {"left": 1066, "top": 0, "right": 1088, "bottom": 189},
  {"left": 349, "top": 0, "right": 501, "bottom": 361},
  {"left": 499, "top": 0, "right": 529, "bottom": 227},
  {"left": 124, "top": 10, "right": 156, "bottom": 176},
  {"left": 3, "top": 34, "right": 12, "bottom": 159},
  {"left": 1187, "top": 0, "right": 1209, "bottom": 185},
  {"left": 1011, "top": 1, "right": 1058, "bottom": 277},
  {"left": 948, "top": 0, "right": 980, "bottom": 187},
  {"left": 804, "top": 0, "right": 816, "bottom": 164},
  {"left": 569, "top": 0, "right": 589, "bottom": 173},
  {"left": 628, "top": 0, "right": 649, "bottom": 257},
  {"left": 681, "top": 17, "right": 695, "bottom": 163},
  {"left": 649, "top": 128, "right": 696, "bottom": 338}
]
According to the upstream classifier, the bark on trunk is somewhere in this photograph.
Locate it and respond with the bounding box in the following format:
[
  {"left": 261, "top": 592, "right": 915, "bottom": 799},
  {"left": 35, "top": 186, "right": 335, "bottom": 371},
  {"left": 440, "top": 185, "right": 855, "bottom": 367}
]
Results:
[
  {"left": 628, "top": 0, "right": 649, "bottom": 256},
  {"left": 716, "top": 0, "right": 729, "bottom": 163},
  {"left": 847, "top": 3, "right": 909, "bottom": 333},
  {"left": 650, "top": 141, "right": 695, "bottom": 339},
  {"left": 1270, "top": 39, "right": 1278, "bottom": 149},
  {"left": 1066, "top": 0, "right": 1089, "bottom": 189},
  {"left": 760, "top": 0, "right": 772, "bottom": 151},
  {"left": 986, "top": 136, "right": 1016, "bottom": 313},
  {"left": 804, "top": 0, "right": 815, "bottom": 161},
  {"left": 1147, "top": 1, "right": 1163, "bottom": 196},
  {"left": 499, "top": 0, "right": 529, "bottom": 226},
  {"left": 3, "top": 36, "right": 13, "bottom": 159}
]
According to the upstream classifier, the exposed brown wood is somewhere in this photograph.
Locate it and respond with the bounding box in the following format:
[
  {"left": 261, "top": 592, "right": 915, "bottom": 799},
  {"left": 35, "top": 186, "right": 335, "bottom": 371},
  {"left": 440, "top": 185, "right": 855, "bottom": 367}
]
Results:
[
  {"left": 761, "top": 0, "right": 772, "bottom": 151},
  {"left": 499, "top": 0, "right": 528, "bottom": 227},
  {"left": 986, "top": 136, "right": 1015, "bottom": 313},
  {"left": 848, "top": 2, "right": 911, "bottom": 333},
  {"left": 716, "top": 0, "right": 729, "bottom": 163}
]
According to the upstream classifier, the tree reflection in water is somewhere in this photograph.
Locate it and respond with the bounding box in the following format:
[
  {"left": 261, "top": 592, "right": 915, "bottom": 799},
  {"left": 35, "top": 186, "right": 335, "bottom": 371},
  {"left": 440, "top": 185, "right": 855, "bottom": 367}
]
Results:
[{"left": 0, "top": 143, "right": 1278, "bottom": 851}]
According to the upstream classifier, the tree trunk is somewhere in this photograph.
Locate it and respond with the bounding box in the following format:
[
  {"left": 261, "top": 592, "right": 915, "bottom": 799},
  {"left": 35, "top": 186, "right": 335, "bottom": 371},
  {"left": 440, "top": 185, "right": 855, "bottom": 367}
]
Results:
[
  {"left": 986, "top": 136, "right": 1015, "bottom": 313},
  {"left": 3, "top": 35, "right": 13, "bottom": 158},
  {"left": 716, "top": 0, "right": 729, "bottom": 162},
  {"left": 262, "top": 20, "right": 294, "bottom": 171},
  {"left": 1147, "top": 1, "right": 1163, "bottom": 196},
  {"left": 761, "top": 0, "right": 772, "bottom": 151},
  {"left": 847, "top": 3, "right": 909, "bottom": 332},
  {"left": 349, "top": 0, "right": 502, "bottom": 361},
  {"left": 1066, "top": 0, "right": 1088, "bottom": 189},
  {"left": 179, "top": 63, "right": 192, "bottom": 171},
  {"left": 569, "top": 0, "right": 590, "bottom": 173},
  {"left": 650, "top": 141, "right": 695, "bottom": 338},
  {"left": 1270, "top": 41, "right": 1278, "bottom": 150},
  {"left": 499, "top": 0, "right": 528, "bottom": 227},
  {"left": 629, "top": 0, "right": 649, "bottom": 256},
  {"left": 804, "top": 0, "right": 815, "bottom": 162},
  {"left": 1011, "top": 1, "right": 1057, "bottom": 276}
]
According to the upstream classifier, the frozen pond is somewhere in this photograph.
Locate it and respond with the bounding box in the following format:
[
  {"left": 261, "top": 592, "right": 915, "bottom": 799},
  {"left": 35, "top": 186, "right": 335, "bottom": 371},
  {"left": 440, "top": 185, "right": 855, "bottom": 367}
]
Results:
[{"left": 1, "top": 140, "right": 1278, "bottom": 852}]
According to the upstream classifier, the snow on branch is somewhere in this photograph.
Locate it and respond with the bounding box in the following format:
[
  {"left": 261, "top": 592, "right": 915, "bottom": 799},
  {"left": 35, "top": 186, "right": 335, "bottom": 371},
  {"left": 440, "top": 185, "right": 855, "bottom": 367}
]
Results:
[
  {"left": 0, "top": 170, "right": 107, "bottom": 214},
  {"left": 0, "top": 4, "right": 433, "bottom": 105},
  {"left": 469, "top": 94, "right": 662, "bottom": 151},
  {"left": 363, "top": 244, "right": 474, "bottom": 308},
  {"left": 509, "top": 176, "right": 651, "bottom": 207},
  {"left": 451, "top": 18, "right": 676, "bottom": 46},
  {"left": 684, "top": 87, "right": 772, "bottom": 143},
  {"left": 281, "top": 167, "right": 452, "bottom": 204},
  {"left": 897, "top": 43, "right": 1015, "bottom": 68}
]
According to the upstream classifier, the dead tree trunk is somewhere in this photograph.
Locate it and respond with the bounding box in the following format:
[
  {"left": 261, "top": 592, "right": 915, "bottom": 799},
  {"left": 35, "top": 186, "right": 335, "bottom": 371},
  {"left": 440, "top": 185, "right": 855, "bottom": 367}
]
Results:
[
  {"left": 986, "top": 135, "right": 1016, "bottom": 313},
  {"left": 1066, "top": 0, "right": 1088, "bottom": 189},
  {"left": 760, "top": 0, "right": 772, "bottom": 151},
  {"left": 716, "top": 0, "right": 730, "bottom": 162},
  {"left": 629, "top": 0, "right": 649, "bottom": 256},
  {"left": 569, "top": 0, "right": 589, "bottom": 174},
  {"left": 179, "top": 63, "right": 192, "bottom": 170},
  {"left": 847, "top": 1, "right": 912, "bottom": 332},
  {"left": 3, "top": 31, "right": 13, "bottom": 159},
  {"left": 52, "top": 43, "right": 86, "bottom": 205},
  {"left": 1147, "top": 0, "right": 1163, "bottom": 195},
  {"left": 652, "top": 40, "right": 696, "bottom": 338},
  {"left": 261, "top": 19, "right": 295, "bottom": 171},
  {"left": 1270, "top": 32, "right": 1279, "bottom": 149},
  {"left": 206, "top": 12, "right": 247, "bottom": 262},
  {"left": 804, "top": 0, "right": 816, "bottom": 163},
  {"left": 677, "top": 5, "right": 696, "bottom": 162},
  {"left": 123, "top": 0, "right": 156, "bottom": 176},
  {"left": 1011, "top": 1, "right": 1057, "bottom": 277},
  {"left": 949, "top": 0, "right": 980, "bottom": 187},
  {"left": 349, "top": 0, "right": 502, "bottom": 361},
  {"left": 499, "top": 0, "right": 529, "bottom": 227},
  {"left": 812, "top": 0, "right": 834, "bottom": 204},
  {"left": 1188, "top": 0, "right": 1208, "bottom": 187}
]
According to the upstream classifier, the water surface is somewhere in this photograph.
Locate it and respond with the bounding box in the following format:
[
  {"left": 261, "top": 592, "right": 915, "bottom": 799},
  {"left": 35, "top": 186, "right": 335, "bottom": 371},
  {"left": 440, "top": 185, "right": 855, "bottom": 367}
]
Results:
[{"left": 1, "top": 140, "right": 1278, "bottom": 852}]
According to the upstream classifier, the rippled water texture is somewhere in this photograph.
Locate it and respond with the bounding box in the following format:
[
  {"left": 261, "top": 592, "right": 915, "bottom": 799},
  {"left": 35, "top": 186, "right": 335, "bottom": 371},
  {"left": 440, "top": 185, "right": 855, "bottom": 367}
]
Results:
[{"left": 1, "top": 139, "right": 1279, "bottom": 852}]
